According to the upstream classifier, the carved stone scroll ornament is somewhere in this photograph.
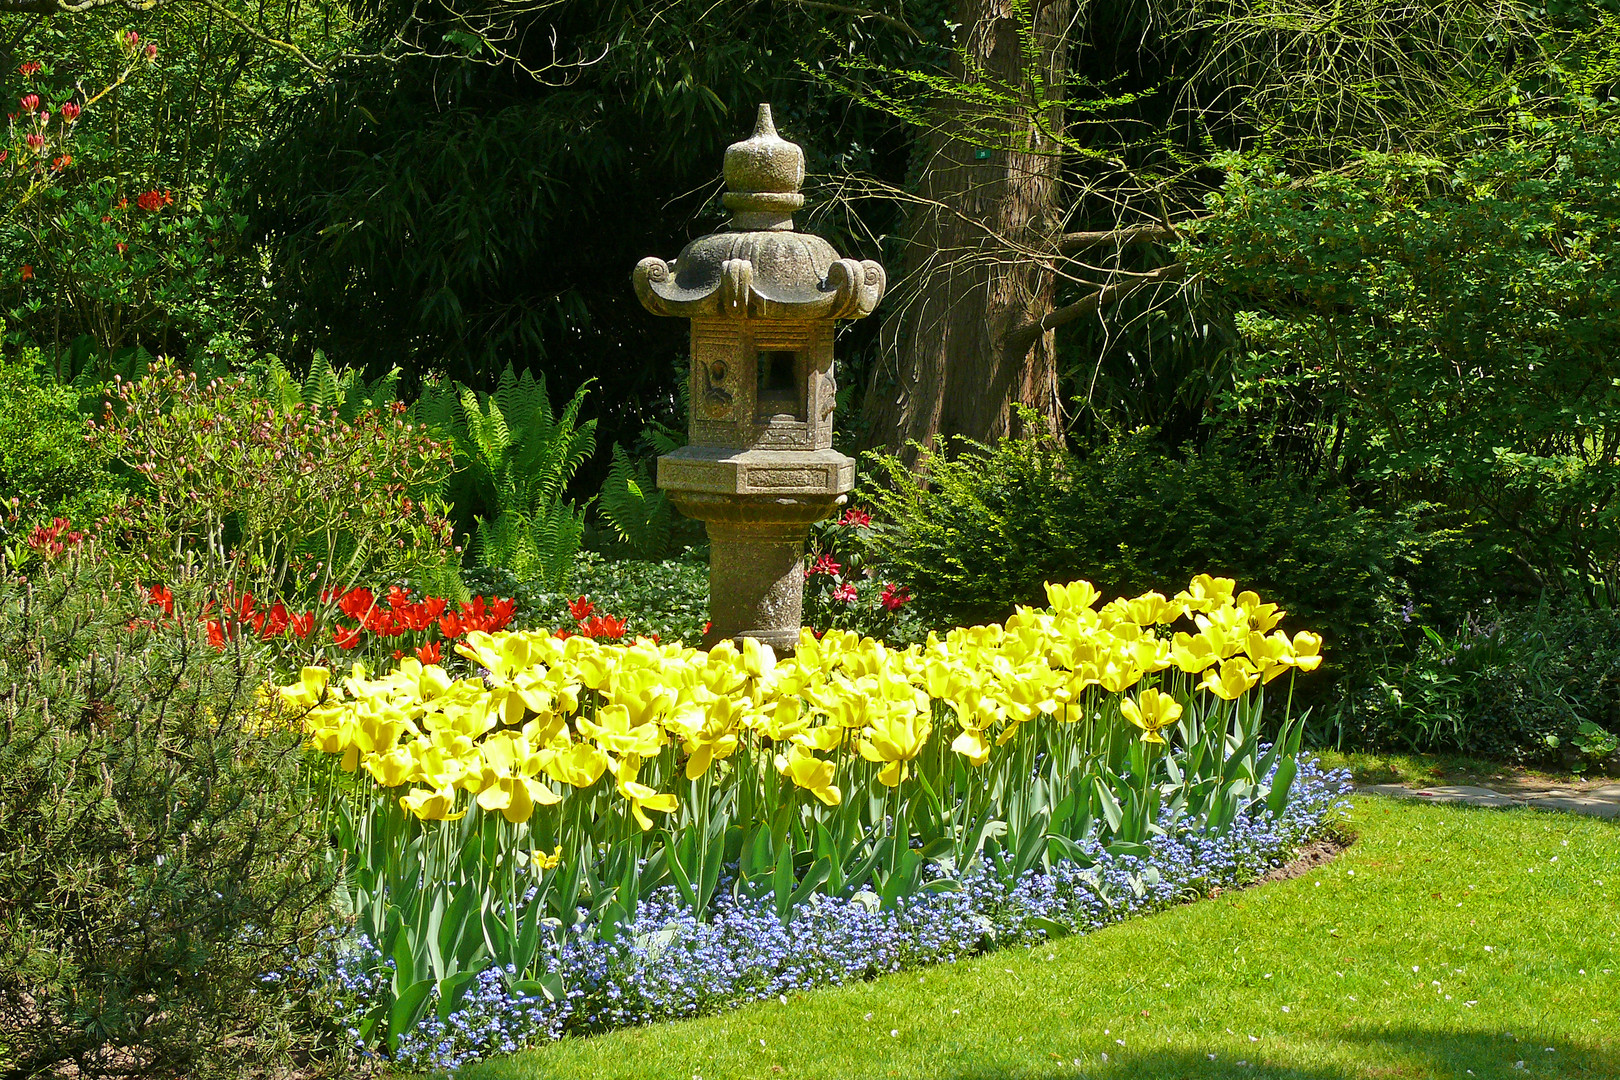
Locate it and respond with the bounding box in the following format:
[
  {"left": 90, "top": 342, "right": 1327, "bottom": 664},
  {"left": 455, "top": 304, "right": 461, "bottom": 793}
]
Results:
[
  {"left": 721, "top": 258, "right": 755, "bottom": 319},
  {"left": 825, "top": 258, "right": 887, "bottom": 320}
]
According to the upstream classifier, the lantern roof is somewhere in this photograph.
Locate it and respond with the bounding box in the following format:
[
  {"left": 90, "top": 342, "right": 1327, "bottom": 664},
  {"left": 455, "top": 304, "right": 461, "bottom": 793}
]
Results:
[{"left": 634, "top": 104, "right": 885, "bottom": 321}]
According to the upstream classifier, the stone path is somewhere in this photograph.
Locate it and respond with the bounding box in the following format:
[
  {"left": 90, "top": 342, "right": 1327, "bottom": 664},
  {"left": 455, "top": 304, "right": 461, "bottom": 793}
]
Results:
[{"left": 1357, "top": 781, "right": 1620, "bottom": 820}]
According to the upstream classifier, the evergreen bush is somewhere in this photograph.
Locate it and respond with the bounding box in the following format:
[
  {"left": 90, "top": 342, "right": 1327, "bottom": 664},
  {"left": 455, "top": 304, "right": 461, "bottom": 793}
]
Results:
[{"left": 0, "top": 552, "right": 344, "bottom": 1079}]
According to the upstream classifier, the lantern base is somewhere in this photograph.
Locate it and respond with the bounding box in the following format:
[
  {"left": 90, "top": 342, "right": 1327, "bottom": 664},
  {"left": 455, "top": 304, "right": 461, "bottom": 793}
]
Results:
[{"left": 666, "top": 489, "right": 847, "bottom": 655}]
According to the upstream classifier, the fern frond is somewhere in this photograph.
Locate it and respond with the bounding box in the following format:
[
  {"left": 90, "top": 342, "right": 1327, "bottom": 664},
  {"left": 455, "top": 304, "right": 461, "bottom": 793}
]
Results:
[
  {"left": 599, "top": 443, "right": 672, "bottom": 560},
  {"left": 302, "top": 350, "right": 341, "bottom": 415}
]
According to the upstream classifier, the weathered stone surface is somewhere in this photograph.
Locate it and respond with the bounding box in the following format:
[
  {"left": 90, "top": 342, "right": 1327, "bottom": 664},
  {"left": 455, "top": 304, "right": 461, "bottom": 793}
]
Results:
[
  {"left": 657, "top": 447, "right": 854, "bottom": 497},
  {"left": 636, "top": 103, "right": 885, "bottom": 652}
]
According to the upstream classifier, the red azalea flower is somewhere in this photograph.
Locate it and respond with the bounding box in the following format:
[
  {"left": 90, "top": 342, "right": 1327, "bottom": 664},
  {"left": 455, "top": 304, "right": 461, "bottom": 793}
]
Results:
[
  {"left": 135, "top": 189, "right": 173, "bottom": 211},
  {"left": 19, "top": 94, "right": 38, "bottom": 112},
  {"left": 19, "top": 264, "right": 32, "bottom": 282},
  {"left": 832, "top": 582, "right": 858, "bottom": 604},
  {"left": 146, "top": 583, "right": 174, "bottom": 615},
  {"left": 50, "top": 155, "right": 69, "bottom": 171},
  {"left": 415, "top": 641, "right": 441, "bottom": 665},
  {"left": 879, "top": 583, "right": 912, "bottom": 612},
  {"left": 260, "top": 602, "right": 290, "bottom": 639},
  {"left": 18, "top": 62, "right": 40, "bottom": 77},
  {"left": 59, "top": 101, "right": 79, "bottom": 122},
  {"left": 568, "top": 595, "right": 595, "bottom": 622},
  {"left": 839, "top": 507, "right": 872, "bottom": 527},
  {"left": 24, "top": 133, "right": 43, "bottom": 152}
]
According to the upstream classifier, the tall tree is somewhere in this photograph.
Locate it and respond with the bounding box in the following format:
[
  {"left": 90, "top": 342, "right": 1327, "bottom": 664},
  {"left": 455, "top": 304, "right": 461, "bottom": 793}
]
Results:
[{"left": 851, "top": 0, "right": 1557, "bottom": 458}]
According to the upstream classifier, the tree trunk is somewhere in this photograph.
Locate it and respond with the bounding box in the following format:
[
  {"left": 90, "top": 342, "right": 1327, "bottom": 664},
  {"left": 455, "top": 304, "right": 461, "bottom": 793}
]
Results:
[{"left": 861, "top": 0, "right": 1072, "bottom": 460}]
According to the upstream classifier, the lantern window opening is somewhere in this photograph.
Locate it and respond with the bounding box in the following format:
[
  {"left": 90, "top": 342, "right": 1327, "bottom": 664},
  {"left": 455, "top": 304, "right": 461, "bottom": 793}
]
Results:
[{"left": 756, "top": 349, "right": 805, "bottom": 421}]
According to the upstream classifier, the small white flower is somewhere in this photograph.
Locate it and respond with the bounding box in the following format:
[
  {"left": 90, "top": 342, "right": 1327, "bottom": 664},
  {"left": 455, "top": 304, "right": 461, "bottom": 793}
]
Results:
[{"left": 890, "top": 1030, "right": 898, "bottom": 1038}]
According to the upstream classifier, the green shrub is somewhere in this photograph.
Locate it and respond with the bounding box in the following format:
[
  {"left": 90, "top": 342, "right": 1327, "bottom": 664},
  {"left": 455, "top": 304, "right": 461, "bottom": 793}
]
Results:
[
  {"left": 465, "top": 549, "right": 709, "bottom": 644},
  {"left": 0, "top": 552, "right": 345, "bottom": 1078},
  {"left": 1337, "top": 601, "right": 1620, "bottom": 765},
  {"left": 863, "top": 432, "right": 1488, "bottom": 701},
  {"left": 0, "top": 350, "right": 120, "bottom": 524},
  {"left": 1189, "top": 116, "right": 1620, "bottom": 603},
  {"left": 94, "top": 360, "right": 459, "bottom": 604}
]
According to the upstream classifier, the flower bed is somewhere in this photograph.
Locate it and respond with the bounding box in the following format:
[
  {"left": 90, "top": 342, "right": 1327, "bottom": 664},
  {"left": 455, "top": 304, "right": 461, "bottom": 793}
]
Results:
[
  {"left": 281, "top": 573, "right": 1331, "bottom": 1066},
  {"left": 354, "top": 755, "right": 1349, "bottom": 1072}
]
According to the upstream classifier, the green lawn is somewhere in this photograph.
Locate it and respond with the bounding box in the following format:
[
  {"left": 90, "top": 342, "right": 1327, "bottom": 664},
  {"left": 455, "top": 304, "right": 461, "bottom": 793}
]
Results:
[
  {"left": 458, "top": 797, "right": 1619, "bottom": 1080},
  {"left": 1313, "top": 750, "right": 1608, "bottom": 788}
]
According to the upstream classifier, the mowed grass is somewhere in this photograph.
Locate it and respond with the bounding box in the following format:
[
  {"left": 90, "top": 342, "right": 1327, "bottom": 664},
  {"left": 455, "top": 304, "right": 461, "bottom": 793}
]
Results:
[
  {"left": 1313, "top": 750, "right": 1600, "bottom": 787},
  {"left": 457, "top": 798, "right": 1619, "bottom": 1080}
]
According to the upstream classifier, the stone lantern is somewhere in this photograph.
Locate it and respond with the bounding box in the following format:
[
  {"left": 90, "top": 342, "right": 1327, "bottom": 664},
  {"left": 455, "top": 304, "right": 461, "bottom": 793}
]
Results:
[{"left": 633, "top": 104, "right": 885, "bottom": 652}]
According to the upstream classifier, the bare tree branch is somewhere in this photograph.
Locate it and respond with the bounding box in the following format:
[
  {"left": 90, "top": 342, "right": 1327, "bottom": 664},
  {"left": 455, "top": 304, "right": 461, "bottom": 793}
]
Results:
[
  {"left": 1056, "top": 223, "right": 1187, "bottom": 254},
  {"left": 1033, "top": 260, "right": 1188, "bottom": 335}
]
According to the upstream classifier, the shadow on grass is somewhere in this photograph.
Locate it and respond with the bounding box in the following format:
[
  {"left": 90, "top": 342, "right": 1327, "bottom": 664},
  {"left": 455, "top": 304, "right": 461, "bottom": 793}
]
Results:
[{"left": 933, "top": 1026, "right": 1618, "bottom": 1080}]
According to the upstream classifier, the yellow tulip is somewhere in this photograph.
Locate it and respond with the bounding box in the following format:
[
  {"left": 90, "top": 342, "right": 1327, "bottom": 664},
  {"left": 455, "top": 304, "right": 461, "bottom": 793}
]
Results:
[
  {"left": 545, "top": 741, "right": 610, "bottom": 789},
  {"left": 1176, "top": 574, "right": 1237, "bottom": 613},
  {"left": 616, "top": 754, "right": 678, "bottom": 830},
  {"left": 1044, "top": 579, "right": 1100, "bottom": 612},
  {"left": 740, "top": 635, "right": 777, "bottom": 679},
  {"left": 950, "top": 727, "right": 992, "bottom": 766},
  {"left": 1199, "top": 656, "right": 1260, "bottom": 700},
  {"left": 792, "top": 722, "right": 846, "bottom": 754},
  {"left": 774, "top": 745, "right": 841, "bottom": 806},
  {"left": 399, "top": 786, "right": 466, "bottom": 821},
  {"left": 1120, "top": 688, "right": 1183, "bottom": 745},
  {"left": 858, "top": 710, "right": 932, "bottom": 787},
  {"left": 1169, "top": 631, "right": 1219, "bottom": 674},
  {"left": 1235, "top": 590, "right": 1285, "bottom": 633},
  {"left": 364, "top": 744, "right": 417, "bottom": 788},
  {"left": 474, "top": 770, "right": 561, "bottom": 824},
  {"left": 1288, "top": 631, "right": 1324, "bottom": 672},
  {"left": 279, "top": 666, "right": 333, "bottom": 710},
  {"left": 1125, "top": 591, "right": 1183, "bottom": 627},
  {"left": 578, "top": 703, "right": 665, "bottom": 757},
  {"left": 1246, "top": 631, "right": 1294, "bottom": 684}
]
